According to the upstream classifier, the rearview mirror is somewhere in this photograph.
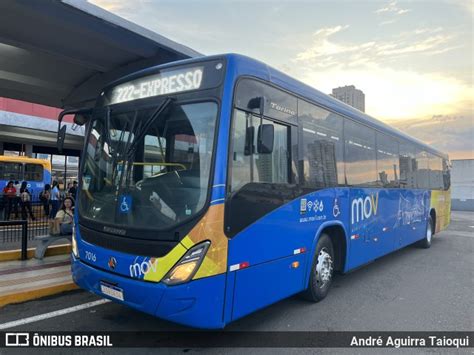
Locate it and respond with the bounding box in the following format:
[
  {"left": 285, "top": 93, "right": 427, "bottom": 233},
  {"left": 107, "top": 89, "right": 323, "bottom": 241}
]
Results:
[
  {"left": 257, "top": 124, "right": 274, "bottom": 154},
  {"left": 57, "top": 125, "right": 67, "bottom": 153}
]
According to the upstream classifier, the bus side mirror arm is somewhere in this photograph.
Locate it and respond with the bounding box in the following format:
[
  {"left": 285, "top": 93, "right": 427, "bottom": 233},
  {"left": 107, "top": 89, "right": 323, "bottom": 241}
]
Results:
[
  {"left": 57, "top": 125, "right": 67, "bottom": 154},
  {"left": 57, "top": 108, "right": 92, "bottom": 153},
  {"left": 247, "top": 96, "right": 265, "bottom": 116}
]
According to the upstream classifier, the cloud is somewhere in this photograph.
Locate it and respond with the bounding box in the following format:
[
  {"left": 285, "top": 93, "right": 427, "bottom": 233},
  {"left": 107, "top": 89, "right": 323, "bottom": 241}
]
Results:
[
  {"left": 374, "top": 1, "right": 411, "bottom": 25},
  {"left": 291, "top": 24, "right": 472, "bottom": 133},
  {"left": 397, "top": 9, "right": 410, "bottom": 15},
  {"left": 88, "top": 0, "right": 225, "bottom": 46},
  {"left": 379, "top": 19, "right": 397, "bottom": 26},
  {"left": 294, "top": 25, "right": 458, "bottom": 65},
  {"left": 288, "top": 22, "right": 472, "bottom": 157},
  {"left": 445, "top": 0, "right": 474, "bottom": 15},
  {"left": 387, "top": 115, "right": 474, "bottom": 159},
  {"left": 375, "top": 1, "right": 411, "bottom": 15}
]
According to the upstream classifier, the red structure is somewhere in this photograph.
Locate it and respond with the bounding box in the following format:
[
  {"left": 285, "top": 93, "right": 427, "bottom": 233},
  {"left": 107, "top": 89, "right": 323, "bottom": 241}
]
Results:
[{"left": 0, "top": 97, "right": 73, "bottom": 122}]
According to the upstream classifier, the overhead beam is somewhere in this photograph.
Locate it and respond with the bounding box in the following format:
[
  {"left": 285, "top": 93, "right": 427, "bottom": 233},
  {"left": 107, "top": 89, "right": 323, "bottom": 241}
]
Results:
[
  {"left": 62, "top": 51, "right": 181, "bottom": 108},
  {"left": 0, "top": 0, "right": 201, "bottom": 109}
]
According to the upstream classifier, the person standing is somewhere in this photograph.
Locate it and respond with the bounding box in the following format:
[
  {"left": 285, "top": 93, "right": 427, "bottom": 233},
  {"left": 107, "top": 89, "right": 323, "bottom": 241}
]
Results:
[
  {"left": 13, "top": 180, "right": 21, "bottom": 218},
  {"left": 49, "top": 181, "right": 60, "bottom": 219},
  {"left": 20, "top": 181, "right": 35, "bottom": 220},
  {"left": 40, "top": 184, "right": 51, "bottom": 217},
  {"left": 68, "top": 181, "right": 78, "bottom": 199},
  {"left": 66, "top": 182, "right": 72, "bottom": 197},
  {"left": 3, "top": 181, "right": 16, "bottom": 220}
]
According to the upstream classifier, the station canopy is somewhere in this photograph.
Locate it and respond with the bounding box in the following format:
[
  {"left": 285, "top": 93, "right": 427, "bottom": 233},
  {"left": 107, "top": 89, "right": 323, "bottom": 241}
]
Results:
[{"left": 0, "top": 0, "right": 201, "bottom": 109}]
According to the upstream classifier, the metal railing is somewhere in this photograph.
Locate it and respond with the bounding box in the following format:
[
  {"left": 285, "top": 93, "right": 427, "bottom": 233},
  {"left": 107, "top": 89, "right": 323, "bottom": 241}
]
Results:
[
  {"left": 0, "top": 193, "right": 68, "bottom": 258},
  {"left": 0, "top": 220, "right": 28, "bottom": 259}
]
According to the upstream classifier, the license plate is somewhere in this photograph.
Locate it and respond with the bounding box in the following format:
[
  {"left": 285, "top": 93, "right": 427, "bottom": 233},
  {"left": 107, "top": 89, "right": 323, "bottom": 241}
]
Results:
[{"left": 100, "top": 283, "right": 124, "bottom": 301}]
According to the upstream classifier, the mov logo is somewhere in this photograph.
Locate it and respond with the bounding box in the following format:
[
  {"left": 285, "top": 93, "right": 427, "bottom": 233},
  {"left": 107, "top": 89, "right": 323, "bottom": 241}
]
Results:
[
  {"left": 351, "top": 192, "right": 379, "bottom": 224},
  {"left": 129, "top": 259, "right": 158, "bottom": 278}
]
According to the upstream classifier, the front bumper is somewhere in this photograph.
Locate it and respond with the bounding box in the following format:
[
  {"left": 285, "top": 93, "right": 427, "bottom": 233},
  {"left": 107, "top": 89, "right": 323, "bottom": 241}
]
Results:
[{"left": 71, "top": 255, "right": 227, "bottom": 329}]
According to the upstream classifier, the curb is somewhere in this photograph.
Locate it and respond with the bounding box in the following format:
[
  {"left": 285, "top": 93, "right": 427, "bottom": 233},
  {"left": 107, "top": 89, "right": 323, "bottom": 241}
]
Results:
[
  {"left": 0, "top": 282, "right": 78, "bottom": 308},
  {"left": 0, "top": 244, "right": 72, "bottom": 262}
]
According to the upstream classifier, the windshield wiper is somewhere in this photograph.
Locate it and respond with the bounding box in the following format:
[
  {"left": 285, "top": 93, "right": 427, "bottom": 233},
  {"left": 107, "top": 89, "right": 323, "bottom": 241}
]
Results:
[
  {"left": 111, "top": 110, "right": 138, "bottom": 186},
  {"left": 103, "top": 107, "right": 113, "bottom": 155},
  {"left": 120, "top": 97, "right": 175, "bottom": 191},
  {"left": 125, "top": 97, "right": 174, "bottom": 161}
]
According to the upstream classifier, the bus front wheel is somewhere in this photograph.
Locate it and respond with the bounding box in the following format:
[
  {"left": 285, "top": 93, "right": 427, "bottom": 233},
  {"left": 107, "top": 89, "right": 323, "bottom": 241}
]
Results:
[{"left": 302, "top": 234, "right": 334, "bottom": 302}]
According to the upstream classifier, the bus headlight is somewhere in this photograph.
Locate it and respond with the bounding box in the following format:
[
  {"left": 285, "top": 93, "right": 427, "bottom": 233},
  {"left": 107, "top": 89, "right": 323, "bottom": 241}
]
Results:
[
  {"left": 71, "top": 225, "right": 79, "bottom": 258},
  {"left": 162, "top": 241, "right": 210, "bottom": 285}
]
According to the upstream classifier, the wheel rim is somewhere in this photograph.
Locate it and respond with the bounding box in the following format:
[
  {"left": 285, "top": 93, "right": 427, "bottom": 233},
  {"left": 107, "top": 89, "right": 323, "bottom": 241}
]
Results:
[
  {"left": 315, "top": 248, "right": 333, "bottom": 288},
  {"left": 426, "top": 221, "right": 432, "bottom": 243}
]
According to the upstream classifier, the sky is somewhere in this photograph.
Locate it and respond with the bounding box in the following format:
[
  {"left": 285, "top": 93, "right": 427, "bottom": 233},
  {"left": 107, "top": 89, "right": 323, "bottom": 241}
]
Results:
[{"left": 89, "top": 0, "right": 473, "bottom": 159}]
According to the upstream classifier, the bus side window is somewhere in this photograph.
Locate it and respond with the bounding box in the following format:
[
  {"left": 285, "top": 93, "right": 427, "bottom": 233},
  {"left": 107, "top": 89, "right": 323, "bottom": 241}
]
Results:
[
  {"left": 344, "top": 120, "right": 377, "bottom": 186},
  {"left": 226, "top": 108, "right": 293, "bottom": 236},
  {"left": 298, "top": 100, "right": 344, "bottom": 188},
  {"left": 230, "top": 109, "right": 252, "bottom": 192},
  {"left": 375, "top": 133, "right": 400, "bottom": 188},
  {"left": 428, "top": 154, "right": 444, "bottom": 190},
  {"left": 415, "top": 150, "right": 430, "bottom": 189},
  {"left": 0, "top": 162, "right": 23, "bottom": 181},
  {"left": 230, "top": 109, "right": 290, "bottom": 192},
  {"left": 399, "top": 144, "right": 417, "bottom": 188},
  {"left": 25, "top": 163, "right": 43, "bottom": 182}
]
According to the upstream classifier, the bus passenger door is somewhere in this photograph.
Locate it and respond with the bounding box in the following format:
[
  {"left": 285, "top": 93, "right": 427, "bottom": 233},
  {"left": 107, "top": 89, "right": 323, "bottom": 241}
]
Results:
[{"left": 226, "top": 110, "right": 307, "bottom": 321}]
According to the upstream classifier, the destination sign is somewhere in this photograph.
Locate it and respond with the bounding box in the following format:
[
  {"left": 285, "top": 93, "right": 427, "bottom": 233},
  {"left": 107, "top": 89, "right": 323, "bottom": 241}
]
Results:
[{"left": 110, "top": 67, "right": 204, "bottom": 104}]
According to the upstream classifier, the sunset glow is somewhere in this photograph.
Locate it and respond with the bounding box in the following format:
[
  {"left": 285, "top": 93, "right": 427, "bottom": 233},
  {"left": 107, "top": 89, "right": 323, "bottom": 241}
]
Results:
[{"left": 90, "top": 0, "right": 473, "bottom": 158}]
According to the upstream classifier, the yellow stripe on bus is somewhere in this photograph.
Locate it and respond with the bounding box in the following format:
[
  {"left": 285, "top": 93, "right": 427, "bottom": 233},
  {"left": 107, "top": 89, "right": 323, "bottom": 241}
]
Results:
[{"left": 143, "top": 243, "right": 187, "bottom": 282}]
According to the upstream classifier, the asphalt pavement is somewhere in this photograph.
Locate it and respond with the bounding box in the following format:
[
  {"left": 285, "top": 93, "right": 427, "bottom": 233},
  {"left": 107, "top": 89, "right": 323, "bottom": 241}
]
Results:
[{"left": 1, "top": 211, "right": 473, "bottom": 354}]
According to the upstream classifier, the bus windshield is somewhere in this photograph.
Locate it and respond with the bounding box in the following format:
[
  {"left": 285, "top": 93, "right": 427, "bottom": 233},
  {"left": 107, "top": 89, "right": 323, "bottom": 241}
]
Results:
[{"left": 79, "top": 100, "right": 218, "bottom": 232}]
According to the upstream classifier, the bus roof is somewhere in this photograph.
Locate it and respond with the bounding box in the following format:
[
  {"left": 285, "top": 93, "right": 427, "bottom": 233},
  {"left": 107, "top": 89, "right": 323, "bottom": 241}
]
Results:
[
  {"left": 0, "top": 155, "right": 52, "bottom": 170},
  {"left": 105, "top": 53, "right": 448, "bottom": 160}
]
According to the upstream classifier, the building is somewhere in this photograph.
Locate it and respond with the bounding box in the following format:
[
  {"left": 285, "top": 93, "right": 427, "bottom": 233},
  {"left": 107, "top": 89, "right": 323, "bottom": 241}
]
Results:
[
  {"left": 0, "top": 0, "right": 200, "bottom": 188},
  {"left": 451, "top": 159, "right": 474, "bottom": 211},
  {"left": 331, "top": 85, "right": 365, "bottom": 112}
]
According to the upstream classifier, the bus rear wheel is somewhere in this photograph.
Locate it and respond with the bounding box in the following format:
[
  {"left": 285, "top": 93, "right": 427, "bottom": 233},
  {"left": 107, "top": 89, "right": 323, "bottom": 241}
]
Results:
[
  {"left": 417, "top": 216, "right": 433, "bottom": 249},
  {"left": 302, "top": 234, "right": 334, "bottom": 302}
]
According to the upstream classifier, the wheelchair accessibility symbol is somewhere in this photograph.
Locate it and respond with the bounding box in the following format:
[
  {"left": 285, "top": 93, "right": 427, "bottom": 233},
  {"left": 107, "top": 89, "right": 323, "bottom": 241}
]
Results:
[
  {"left": 118, "top": 195, "right": 132, "bottom": 214},
  {"left": 333, "top": 198, "right": 341, "bottom": 218}
]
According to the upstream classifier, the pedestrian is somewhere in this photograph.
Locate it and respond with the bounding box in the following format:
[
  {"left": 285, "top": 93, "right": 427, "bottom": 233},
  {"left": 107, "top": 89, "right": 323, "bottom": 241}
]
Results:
[
  {"left": 3, "top": 181, "right": 16, "bottom": 220},
  {"left": 49, "top": 181, "right": 60, "bottom": 219},
  {"left": 20, "top": 181, "right": 35, "bottom": 220},
  {"left": 0, "top": 189, "right": 5, "bottom": 221},
  {"left": 66, "top": 182, "right": 72, "bottom": 197},
  {"left": 13, "top": 180, "right": 21, "bottom": 218},
  {"left": 40, "top": 184, "right": 51, "bottom": 217},
  {"left": 68, "top": 181, "right": 78, "bottom": 199},
  {"left": 54, "top": 197, "right": 74, "bottom": 235}
]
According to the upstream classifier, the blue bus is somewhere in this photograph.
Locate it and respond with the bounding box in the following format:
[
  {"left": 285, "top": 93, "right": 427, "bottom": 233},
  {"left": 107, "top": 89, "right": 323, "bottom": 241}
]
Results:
[
  {"left": 59, "top": 54, "right": 451, "bottom": 328},
  {"left": 0, "top": 156, "right": 52, "bottom": 200}
]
